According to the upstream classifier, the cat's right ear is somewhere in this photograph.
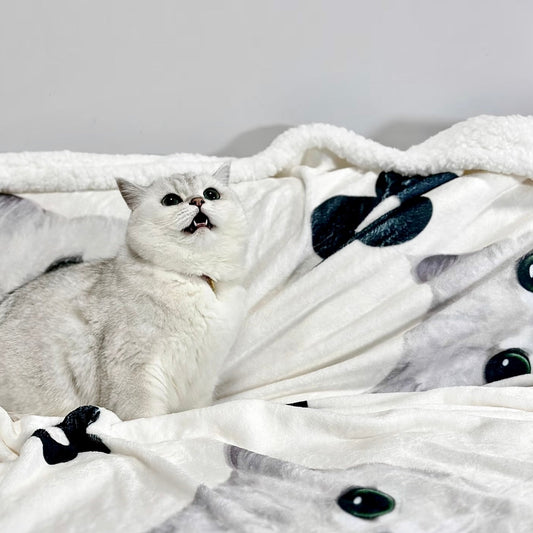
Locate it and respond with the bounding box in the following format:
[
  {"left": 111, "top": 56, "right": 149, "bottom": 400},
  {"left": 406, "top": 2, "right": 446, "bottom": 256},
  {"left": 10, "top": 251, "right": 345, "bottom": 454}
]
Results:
[
  {"left": 116, "top": 178, "right": 145, "bottom": 210},
  {"left": 213, "top": 162, "right": 231, "bottom": 186}
]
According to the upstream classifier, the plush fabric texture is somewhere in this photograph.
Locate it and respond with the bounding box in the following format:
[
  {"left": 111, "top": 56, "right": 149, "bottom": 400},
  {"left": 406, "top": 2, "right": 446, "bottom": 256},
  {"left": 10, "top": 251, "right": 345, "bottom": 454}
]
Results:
[{"left": 2, "top": 115, "right": 533, "bottom": 531}]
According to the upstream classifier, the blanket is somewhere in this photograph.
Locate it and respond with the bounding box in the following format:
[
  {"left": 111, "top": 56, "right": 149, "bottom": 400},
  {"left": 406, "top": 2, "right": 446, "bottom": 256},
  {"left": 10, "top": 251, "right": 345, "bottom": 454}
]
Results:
[{"left": 2, "top": 115, "right": 533, "bottom": 531}]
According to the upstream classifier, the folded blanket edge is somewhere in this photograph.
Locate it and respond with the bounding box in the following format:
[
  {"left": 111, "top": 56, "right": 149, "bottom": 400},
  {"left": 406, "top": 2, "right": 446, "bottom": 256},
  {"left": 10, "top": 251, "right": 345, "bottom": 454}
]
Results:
[{"left": 1, "top": 115, "right": 533, "bottom": 194}]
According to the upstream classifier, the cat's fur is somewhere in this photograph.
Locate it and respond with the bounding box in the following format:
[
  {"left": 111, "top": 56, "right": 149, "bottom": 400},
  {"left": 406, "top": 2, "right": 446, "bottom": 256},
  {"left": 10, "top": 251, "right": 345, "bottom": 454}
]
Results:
[{"left": 0, "top": 164, "right": 247, "bottom": 420}]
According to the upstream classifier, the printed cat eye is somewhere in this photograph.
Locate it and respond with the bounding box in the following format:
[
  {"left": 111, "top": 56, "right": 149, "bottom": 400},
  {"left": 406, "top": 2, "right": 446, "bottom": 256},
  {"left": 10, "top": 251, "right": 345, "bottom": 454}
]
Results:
[
  {"left": 517, "top": 252, "right": 533, "bottom": 292},
  {"left": 161, "top": 193, "right": 183, "bottom": 206},
  {"left": 484, "top": 348, "right": 531, "bottom": 383},
  {"left": 203, "top": 188, "right": 220, "bottom": 201},
  {"left": 337, "top": 487, "right": 395, "bottom": 520}
]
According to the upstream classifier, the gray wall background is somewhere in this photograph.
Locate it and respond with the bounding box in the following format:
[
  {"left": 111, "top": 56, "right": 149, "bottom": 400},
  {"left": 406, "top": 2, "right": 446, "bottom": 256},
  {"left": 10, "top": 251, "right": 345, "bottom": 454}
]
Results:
[{"left": 0, "top": 0, "right": 532, "bottom": 155}]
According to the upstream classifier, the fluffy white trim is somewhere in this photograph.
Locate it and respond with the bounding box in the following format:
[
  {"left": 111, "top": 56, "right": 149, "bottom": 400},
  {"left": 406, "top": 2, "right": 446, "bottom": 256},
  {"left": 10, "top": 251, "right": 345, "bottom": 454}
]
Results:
[{"left": 1, "top": 115, "right": 533, "bottom": 193}]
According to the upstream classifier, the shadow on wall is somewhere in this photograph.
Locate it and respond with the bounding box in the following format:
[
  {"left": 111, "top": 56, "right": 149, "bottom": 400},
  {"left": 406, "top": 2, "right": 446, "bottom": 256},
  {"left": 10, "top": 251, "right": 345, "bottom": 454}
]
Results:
[
  {"left": 213, "top": 125, "right": 292, "bottom": 157},
  {"left": 213, "top": 119, "right": 456, "bottom": 158},
  {"left": 370, "top": 119, "right": 455, "bottom": 150}
]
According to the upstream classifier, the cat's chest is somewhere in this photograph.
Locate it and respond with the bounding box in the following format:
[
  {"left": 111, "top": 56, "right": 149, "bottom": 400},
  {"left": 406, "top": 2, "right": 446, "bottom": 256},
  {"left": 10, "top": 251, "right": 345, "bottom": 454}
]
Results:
[
  {"left": 138, "top": 280, "right": 237, "bottom": 410},
  {"left": 102, "top": 273, "right": 241, "bottom": 366},
  {"left": 133, "top": 278, "right": 221, "bottom": 337}
]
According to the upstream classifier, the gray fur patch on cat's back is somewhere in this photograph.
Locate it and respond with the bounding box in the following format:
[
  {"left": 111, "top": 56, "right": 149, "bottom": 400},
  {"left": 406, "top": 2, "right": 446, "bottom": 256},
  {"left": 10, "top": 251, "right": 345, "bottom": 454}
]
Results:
[
  {"left": 150, "top": 445, "right": 509, "bottom": 532},
  {"left": 0, "top": 194, "right": 126, "bottom": 298}
]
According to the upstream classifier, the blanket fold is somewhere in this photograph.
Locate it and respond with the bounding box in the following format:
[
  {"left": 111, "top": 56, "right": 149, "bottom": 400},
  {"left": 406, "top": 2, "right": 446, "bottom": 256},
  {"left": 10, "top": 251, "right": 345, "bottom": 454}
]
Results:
[{"left": 2, "top": 114, "right": 533, "bottom": 532}]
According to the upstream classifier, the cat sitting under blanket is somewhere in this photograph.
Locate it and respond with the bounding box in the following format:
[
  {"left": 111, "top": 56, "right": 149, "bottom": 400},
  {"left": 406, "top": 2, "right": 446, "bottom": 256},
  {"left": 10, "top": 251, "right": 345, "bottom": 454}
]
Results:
[{"left": 0, "top": 164, "right": 247, "bottom": 420}]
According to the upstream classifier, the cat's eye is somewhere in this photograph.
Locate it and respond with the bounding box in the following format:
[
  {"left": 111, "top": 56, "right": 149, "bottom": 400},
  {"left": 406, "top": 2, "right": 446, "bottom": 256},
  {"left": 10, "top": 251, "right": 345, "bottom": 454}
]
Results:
[
  {"left": 161, "top": 193, "right": 183, "bottom": 206},
  {"left": 203, "top": 188, "right": 220, "bottom": 201}
]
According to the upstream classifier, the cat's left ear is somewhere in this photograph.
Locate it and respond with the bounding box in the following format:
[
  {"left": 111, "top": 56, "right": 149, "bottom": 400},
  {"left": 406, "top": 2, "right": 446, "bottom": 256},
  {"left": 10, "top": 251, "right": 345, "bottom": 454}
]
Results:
[
  {"left": 116, "top": 178, "right": 145, "bottom": 210},
  {"left": 213, "top": 162, "right": 231, "bottom": 186}
]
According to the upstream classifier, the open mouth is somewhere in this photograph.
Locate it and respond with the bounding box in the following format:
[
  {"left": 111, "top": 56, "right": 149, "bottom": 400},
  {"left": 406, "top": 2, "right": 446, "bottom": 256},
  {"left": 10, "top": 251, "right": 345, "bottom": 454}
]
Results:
[{"left": 183, "top": 212, "right": 214, "bottom": 234}]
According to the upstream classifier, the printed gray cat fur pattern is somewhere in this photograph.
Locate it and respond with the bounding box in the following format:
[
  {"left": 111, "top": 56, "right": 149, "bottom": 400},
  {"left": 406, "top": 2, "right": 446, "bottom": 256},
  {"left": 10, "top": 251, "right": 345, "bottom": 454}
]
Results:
[
  {"left": 0, "top": 164, "right": 247, "bottom": 420},
  {"left": 0, "top": 193, "right": 126, "bottom": 297},
  {"left": 373, "top": 233, "right": 533, "bottom": 392},
  {"left": 152, "top": 445, "right": 511, "bottom": 532}
]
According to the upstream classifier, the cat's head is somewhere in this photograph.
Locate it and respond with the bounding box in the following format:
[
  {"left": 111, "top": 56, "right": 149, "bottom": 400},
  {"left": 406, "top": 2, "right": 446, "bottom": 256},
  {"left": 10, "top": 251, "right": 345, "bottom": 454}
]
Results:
[{"left": 116, "top": 163, "right": 247, "bottom": 281}]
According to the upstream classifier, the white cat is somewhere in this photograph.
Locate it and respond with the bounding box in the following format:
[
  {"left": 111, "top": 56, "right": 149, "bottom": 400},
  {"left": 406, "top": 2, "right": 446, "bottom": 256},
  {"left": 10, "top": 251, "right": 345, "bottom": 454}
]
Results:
[{"left": 0, "top": 164, "right": 247, "bottom": 420}]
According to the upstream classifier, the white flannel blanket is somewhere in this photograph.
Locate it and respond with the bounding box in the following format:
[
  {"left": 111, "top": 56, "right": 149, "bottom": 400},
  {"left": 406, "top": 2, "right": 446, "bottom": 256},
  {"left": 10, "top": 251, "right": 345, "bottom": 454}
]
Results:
[{"left": 2, "top": 115, "right": 533, "bottom": 532}]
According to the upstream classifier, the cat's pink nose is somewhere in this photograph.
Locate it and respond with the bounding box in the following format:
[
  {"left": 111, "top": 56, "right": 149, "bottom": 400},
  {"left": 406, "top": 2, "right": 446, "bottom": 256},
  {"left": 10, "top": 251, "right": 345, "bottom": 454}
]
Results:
[{"left": 189, "top": 197, "right": 205, "bottom": 207}]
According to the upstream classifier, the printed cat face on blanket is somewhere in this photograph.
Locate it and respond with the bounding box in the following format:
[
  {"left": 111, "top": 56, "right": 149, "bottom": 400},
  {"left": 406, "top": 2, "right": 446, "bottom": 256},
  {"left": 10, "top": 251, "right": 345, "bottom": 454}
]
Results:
[
  {"left": 152, "top": 445, "right": 508, "bottom": 532},
  {"left": 117, "top": 163, "right": 247, "bottom": 282},
  {"left": 0, "top": 193, "right": 126, "bottom": 298},
  {"left": 374, "top": 235, "right": 533, "bottom": 392}
]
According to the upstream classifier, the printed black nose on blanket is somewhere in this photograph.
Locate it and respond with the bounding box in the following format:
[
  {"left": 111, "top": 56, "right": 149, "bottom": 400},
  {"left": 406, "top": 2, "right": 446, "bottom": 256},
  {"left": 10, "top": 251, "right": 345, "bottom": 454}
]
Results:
[
  {"left": 311, "top": 171, "right": 458, "bottom": 258},
  {"left": 32, "top": 406, "right": 110, "bottom": 465}
]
